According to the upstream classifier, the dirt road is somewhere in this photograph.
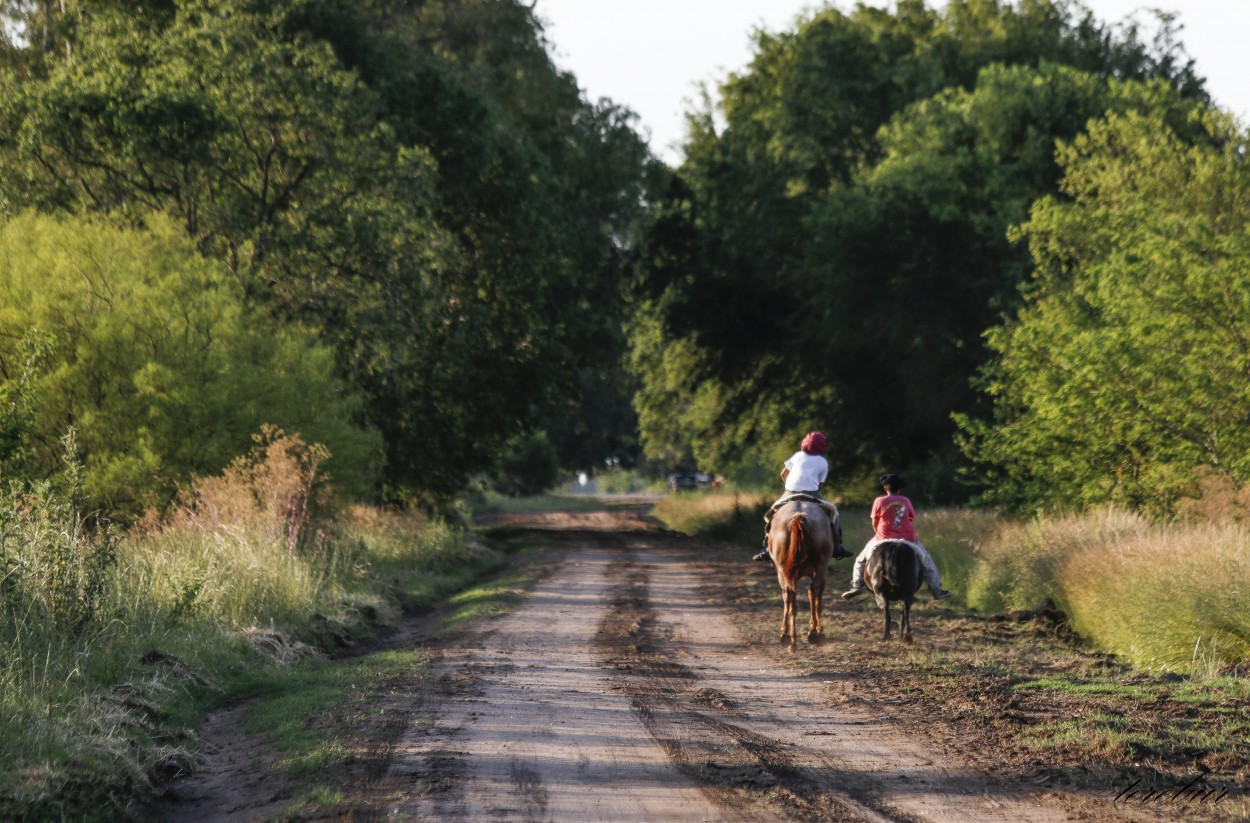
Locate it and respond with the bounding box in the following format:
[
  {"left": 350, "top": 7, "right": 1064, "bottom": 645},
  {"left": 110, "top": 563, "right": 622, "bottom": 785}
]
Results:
[
  {"left": 364, "top": 511, "right": 1112, "bottom": 822},
  {"left": 157, "top": 509, "right": 1197, "bottom": 822}
]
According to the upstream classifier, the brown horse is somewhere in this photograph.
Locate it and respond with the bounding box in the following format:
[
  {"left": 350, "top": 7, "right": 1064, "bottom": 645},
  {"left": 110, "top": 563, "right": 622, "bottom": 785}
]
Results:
[
  {"left": 865, "top": 540, "right": 921, "bottom": 642},
  {"left": 768, "top": 499, "right": 833, "bottom": 647}
]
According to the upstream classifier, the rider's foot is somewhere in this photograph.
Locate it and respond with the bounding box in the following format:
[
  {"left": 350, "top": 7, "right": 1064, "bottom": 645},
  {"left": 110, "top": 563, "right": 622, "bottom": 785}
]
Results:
[
  {"left": 831, "top": 545, "right": 852, "bottom": 560},
  {"left": 752, "top": 549, "right": 771, "bottom": 562},
  {"left": 931, "top": 588, "right": 952, "bottom": 600},
  {"left": 841, "top": 586, "right": 865, "bottom": 600}
]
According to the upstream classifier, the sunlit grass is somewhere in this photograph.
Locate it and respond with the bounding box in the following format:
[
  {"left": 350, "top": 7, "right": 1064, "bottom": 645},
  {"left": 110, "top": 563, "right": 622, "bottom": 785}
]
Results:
[
  {"left": 1018, "top": 712, "right": 1161, "bottom": 758},
  {"left": 1013, "top": 676, "right": 1154, "bottom": 699},
  {"left": 1058, "top": 519, "right": 1250, "bottom": 673},
  {"left": 652, "top": 490, "right": 780, "bottom": 543},
  {"left": 281, "top": 786, "right": 347, "bottom": 820},
  {"left": 0, "top": 463, "right": 494, "bottom": 822},
  {"left": 662, "top": 493, "right": 1250, "bottom": 677},
  {"left": 468, "top": 491, "right": 611, "bottom": 516},
  {"left": 896, "top": 507, "right": 1250, "bottom": 674}
]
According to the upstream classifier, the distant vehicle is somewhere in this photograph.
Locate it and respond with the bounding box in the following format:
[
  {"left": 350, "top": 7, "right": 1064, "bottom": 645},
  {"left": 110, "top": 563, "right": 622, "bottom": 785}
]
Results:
[{"left": 667, "top": 471, "right": 712, "bottom": 492}]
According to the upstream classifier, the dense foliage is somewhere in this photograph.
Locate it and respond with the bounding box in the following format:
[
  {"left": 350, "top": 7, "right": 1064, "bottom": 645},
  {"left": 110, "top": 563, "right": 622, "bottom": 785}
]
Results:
[
  {"left": 960, "top": 110, "right": 1250, "bottom": 513},
  {"left": 0, "top": 0, "right": 660, "bottom": 506},
  {"left": 2, "top": 0, "right": 1243, "bottom": 517},
  {"left": 0, "top": 213, "right": 380, "bottom": 513},
  {"left": 633, "top": 0, "right": 1210, "bottom": 500}
]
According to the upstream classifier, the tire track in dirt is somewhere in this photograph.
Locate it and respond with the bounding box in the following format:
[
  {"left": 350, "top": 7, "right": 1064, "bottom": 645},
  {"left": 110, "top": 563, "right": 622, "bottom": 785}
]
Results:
[
  {"left": 594, "top": 557, "right": 890, "bottom": 822},
  {"left": 620, "top": 533, "right": 1078, "bottom": 823},
  {"left": 376, "top": 518, "right": 1078, "bottom": 821},
  {"left": 378, "top": 532, "right": 736, "bottom": 822}
]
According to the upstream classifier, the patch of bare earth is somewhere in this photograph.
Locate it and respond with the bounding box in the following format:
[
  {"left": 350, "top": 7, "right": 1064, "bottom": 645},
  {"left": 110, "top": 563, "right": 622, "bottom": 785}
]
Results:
[{"left": 150, "top": 509, "right": 1247, "bottom": 822}]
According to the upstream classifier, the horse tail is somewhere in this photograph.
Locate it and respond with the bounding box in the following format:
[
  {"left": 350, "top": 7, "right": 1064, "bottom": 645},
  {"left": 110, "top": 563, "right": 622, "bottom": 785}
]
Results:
[
  {"left": 882, "top": 542, "right": 918, "bottom": 595},
  {"left": 882, "top": 543, "right": 900, "bottom": 585},
  {"left": 785, "top": 513, "right": 809, "bottom": 586}
]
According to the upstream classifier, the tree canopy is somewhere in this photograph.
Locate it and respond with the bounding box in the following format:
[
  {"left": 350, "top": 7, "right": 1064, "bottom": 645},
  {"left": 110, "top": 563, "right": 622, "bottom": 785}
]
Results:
[
  {"left": 959, "top": 110, "right": 1250, "bottom": 514},
  {"left": 633, "top": 0, "right": 1210, "bottom": 500},
  {"left": 3, "top": 0, "right": 1241, "bottom": 516},
  {"left": 0, "top": 0, "right": 661, "bottom": 506}
]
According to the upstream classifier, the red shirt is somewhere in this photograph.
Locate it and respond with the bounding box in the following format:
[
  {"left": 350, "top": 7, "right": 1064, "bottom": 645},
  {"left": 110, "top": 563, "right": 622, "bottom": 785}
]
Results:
[{"left": 871, "top": 494, "right": 917, "bottom": 541}]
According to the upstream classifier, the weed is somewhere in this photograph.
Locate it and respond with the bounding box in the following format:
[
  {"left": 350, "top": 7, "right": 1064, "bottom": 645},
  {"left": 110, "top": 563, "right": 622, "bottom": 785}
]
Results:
[
  {"left": 677, "top": 497, "right": 1250, "bottom": 678},
  {"left": 0, "top": 428, "right": 492, "bottom": 821}
]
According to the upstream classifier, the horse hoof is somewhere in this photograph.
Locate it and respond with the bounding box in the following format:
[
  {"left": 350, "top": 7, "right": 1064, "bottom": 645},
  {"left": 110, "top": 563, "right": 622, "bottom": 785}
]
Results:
[{"left": 807, "top": 631, "right": 821, "bottom": 644}]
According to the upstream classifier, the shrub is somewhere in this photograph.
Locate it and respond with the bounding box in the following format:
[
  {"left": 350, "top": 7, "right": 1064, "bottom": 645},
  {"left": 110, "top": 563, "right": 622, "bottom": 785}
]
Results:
[
  {"left": 494, "top": 431, "right": 559, "bottom": 497},
  {"left": 167, "top": 426, "right": 334, "bottom": 558},
  {"left": 0, "top": 432, "right": 117, "bottom": 634},
  {"left": 0, "top": 212, "right": 380, "bottom": 517}
]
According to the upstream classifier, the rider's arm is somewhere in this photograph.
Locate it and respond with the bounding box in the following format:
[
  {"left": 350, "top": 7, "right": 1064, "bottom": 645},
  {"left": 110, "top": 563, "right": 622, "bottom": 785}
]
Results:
[{"left": 780, "top": 467, "right": 790, "bottom": 483}]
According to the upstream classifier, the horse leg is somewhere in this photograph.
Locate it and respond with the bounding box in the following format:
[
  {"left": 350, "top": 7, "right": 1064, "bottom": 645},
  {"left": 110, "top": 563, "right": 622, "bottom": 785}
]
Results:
[
  {"left": 785, "top": 590, "right": 795, "bottom": 645},
  {"left": 902, "top": 600, "right": 913, "bottom": 644},
  {"left": 780, "top": 588, "right": 797, "bottom": 645},
  {"left": 807, "top": 579, "right": 823, "bottom": 642},
  {"left": 882, "top": 600, "right": 892, "bottom": 641}
]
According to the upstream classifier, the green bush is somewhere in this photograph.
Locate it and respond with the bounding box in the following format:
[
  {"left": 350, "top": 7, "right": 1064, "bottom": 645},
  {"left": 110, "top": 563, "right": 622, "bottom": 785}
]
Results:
[
  {"left": 0, "top": 434, "right": 117, "bottom": 634},
  {"left": 0, "top": 212, "right": 380, "bottom": 517},
  {"left": 494, "top": 432, "right": 559, "bottom": 497}
]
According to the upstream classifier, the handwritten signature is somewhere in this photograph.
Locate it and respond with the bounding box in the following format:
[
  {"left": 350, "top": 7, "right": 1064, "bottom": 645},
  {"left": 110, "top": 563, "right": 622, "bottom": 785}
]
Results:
[{"left": 1114, "top": 769, "right": 1230, "bottom": 806}]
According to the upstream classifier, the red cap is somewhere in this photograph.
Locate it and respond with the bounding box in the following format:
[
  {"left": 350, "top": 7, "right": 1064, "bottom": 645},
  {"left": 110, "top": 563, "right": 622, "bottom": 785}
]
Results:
[{"left": 801, "top": 431, "right": 827, "bottom": 455}]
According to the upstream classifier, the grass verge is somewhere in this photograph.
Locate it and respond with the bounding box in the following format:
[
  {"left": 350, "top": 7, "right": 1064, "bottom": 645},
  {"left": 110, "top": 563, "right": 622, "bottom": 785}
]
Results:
[
  {"left": 660, "top": 492, "right": 1250, "bottom": 676},
  {"left": 238, "top": 527, "right": 552, "bottom": 821},
  {"left": 0, "top": 434, "right": 515, "bottom": 823}
]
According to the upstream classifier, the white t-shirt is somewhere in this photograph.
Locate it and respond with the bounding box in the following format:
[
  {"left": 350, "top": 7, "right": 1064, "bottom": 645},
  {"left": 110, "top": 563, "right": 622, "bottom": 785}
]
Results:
[{"left": 783, "top": 451, "right": 828, "bottom": 492}]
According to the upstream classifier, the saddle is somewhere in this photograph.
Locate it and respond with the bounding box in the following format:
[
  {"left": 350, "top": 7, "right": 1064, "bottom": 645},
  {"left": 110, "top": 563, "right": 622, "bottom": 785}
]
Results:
[{"left": 776, "top": 491, "right": 827, "bottom": 507}]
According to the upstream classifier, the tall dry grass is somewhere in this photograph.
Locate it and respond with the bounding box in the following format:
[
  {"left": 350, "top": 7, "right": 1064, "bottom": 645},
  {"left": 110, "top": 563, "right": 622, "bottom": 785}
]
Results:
[
  {"left": 929, "top": 507, "right": 1250, "bottom": 674},
  {"left": 120, "top": 428, "right": 346, "bottom": 631},
  {"left": 657, "top": 492, "right": 1250, "bottom": 674},
  {"left": 0, "top": 429, "right": 476, "bottom": 821},
  {"left": 1058, "top": 520, "right": 1250, "bottom": 673}
]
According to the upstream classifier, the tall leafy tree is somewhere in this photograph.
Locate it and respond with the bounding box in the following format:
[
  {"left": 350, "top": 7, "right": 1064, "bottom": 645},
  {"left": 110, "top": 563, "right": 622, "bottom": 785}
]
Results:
[
  {"left": 959, "top": 110, "right": 1249, "bottom": 513},
  {"left": 0, "top": 0, "right": 659, "bottom": 504},
  {"left": 635, "top": 0, "right": 1207, "bottom": 496}
]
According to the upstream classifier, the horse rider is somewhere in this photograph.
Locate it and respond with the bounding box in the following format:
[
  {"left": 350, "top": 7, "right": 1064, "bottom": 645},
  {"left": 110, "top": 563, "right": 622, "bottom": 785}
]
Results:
[
  {"left": 842, "top": 473, "right": 951, "bottom": 600},
  {"left": 752, "top": 431, "right": 852, "bottom": 562}
]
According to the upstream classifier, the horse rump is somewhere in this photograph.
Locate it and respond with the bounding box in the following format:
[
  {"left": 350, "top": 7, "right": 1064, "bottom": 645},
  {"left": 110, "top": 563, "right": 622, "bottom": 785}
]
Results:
[
  {"left": 872, "top": 540, "right": 919, "bottom": 602},
  {"left": 866, "top": 540, "right": 920, "bottom": 642},
  {"left": 767, "top": 501, "right": 832, "bottom": 647}
]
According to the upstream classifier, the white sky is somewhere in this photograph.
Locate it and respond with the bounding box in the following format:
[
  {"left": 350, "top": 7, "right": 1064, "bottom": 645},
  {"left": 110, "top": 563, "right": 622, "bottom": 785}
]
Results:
[{"left": 534, "top": 1, "right": 1250, "bottom": 165}]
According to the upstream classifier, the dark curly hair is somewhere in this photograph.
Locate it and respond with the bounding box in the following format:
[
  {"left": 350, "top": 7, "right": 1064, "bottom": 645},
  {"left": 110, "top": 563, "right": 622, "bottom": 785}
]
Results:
[{"left": 878, "top": 473, "right": 907, "bottom": 491}]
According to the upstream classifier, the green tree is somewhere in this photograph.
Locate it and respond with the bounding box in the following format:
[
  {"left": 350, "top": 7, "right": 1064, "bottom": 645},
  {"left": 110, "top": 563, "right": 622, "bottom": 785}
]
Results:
[
  {"left": 795, "top": 65, "right": 1203, "bottom": 486},
  {"left": 635, "top": 0, "right": 1207, "bottom": 495},
  {"left": 959, "top": 110, "right": 1250, "bottom": 513},
  {"left": 494, "top": 431, "right": 559, "bottom": 497},
  {"left": 0, "top": 212, "right": 380, "bottom": 514},
  {"left": 0, "top": 0, "right": 659, "bottom": 504}
]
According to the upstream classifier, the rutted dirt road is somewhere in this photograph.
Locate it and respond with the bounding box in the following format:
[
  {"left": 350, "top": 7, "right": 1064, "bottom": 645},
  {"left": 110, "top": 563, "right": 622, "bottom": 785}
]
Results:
[
  {"left": 155, "top": 509, "right": 1222, "bottom": 822},
  {"left": 368, "top": 514, "right": 1078, "bottom": 823}
]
